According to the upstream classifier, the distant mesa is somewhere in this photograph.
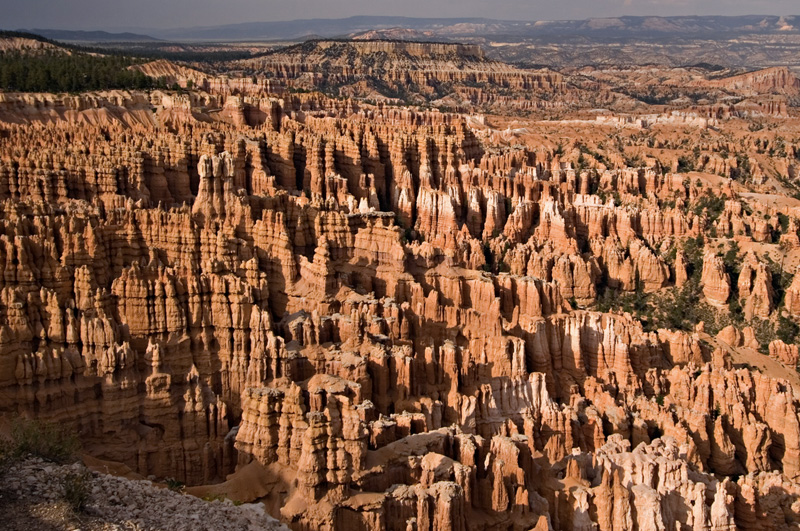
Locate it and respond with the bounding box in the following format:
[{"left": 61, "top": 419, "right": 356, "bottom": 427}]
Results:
[
  {"left": 701, "top": 66, "right": 800, "bottom": 96},
  {"left": 227, "top": 38, "right": 565, "bottom": 108}
]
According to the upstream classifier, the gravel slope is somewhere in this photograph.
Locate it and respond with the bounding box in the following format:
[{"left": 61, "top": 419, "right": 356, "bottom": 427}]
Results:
[{"left": 1, "top": 457, "right": 289, "bottom": 531}]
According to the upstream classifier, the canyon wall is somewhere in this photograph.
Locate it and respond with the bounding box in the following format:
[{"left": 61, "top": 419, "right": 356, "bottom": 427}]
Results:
[{"left": 1, "top": 87, "right": 800, "bottom": 531}]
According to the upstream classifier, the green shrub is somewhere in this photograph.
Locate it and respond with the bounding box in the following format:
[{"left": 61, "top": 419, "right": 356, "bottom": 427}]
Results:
[
  {"left": 62, "top": 471, "right": 91, "bottom": 513},
  {"left": 777, "top": 316, "right": 800, "bottom": 345},
  {"left": 9, "top": 419, "right": 79, "bottom": 464},
  {"left": 677, "top": 155, "right": 695, "bottom": 173},
  {"left": 731, "top": 154, "right": 752, "bottom": 182},
  {"left": 692, "top": 192, "right": 726, "bottom": 223},
  {"left": 166, "top": 477, "right": 185, "bottom": 492},
  {"left": 751, "top": 318, "right": 778, "bottom": 355},
  {"left": 778, "top": 213, "right": 790, "bottom": 234},
  {"left": 0, "top": 437, "right": 11, "bottom": 474}
]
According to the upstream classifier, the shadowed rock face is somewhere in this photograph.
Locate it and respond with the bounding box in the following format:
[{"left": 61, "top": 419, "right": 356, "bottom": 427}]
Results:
[{"left": 2, "top": 82, "right": 800, "bottom": 531}]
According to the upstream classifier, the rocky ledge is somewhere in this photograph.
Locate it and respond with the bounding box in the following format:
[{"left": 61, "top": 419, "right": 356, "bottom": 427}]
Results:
[{"left": 0, "top": 456, "right": 289, "bottom": 531}]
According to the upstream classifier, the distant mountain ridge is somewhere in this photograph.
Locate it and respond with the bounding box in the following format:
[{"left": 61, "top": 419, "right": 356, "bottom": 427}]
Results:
[
  {"left": 148, "top": 16, "right": 493, "bottom": 41},
  {"left": 21, "top": 29, "right": 160, "bottom": 42},
  {"left": 144, "top": 15, "right": 800, "bottom": 42}
]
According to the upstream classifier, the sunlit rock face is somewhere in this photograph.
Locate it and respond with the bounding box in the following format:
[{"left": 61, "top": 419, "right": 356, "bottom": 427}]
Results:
[{"left": 3, "top": 53, "right": 800, "bottom": 531}]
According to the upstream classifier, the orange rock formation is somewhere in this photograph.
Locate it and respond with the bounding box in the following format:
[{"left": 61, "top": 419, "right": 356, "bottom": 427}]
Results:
[{"left": 2, "top": 74, "right": 800, "bottom": 531}]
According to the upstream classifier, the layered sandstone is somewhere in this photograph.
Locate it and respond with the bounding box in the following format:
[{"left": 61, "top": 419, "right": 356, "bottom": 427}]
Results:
[{"left": 1, "top": 75, "right": 800, "bottom": 531}]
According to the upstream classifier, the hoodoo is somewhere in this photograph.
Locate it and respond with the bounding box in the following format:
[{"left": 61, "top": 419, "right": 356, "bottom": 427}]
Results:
[{"left": 3, "top": 19, "right": 800, "bottom": 531}]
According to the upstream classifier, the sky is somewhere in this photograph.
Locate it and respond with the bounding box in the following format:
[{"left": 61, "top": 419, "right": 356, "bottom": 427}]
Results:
[{"left": 1, "top": 0, "right": 798, "bottom": 31}]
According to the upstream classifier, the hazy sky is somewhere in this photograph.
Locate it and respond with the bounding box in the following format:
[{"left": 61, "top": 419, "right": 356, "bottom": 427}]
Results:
[{"left": 2, "top": 0, "right": 799, "bottom": 31}]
